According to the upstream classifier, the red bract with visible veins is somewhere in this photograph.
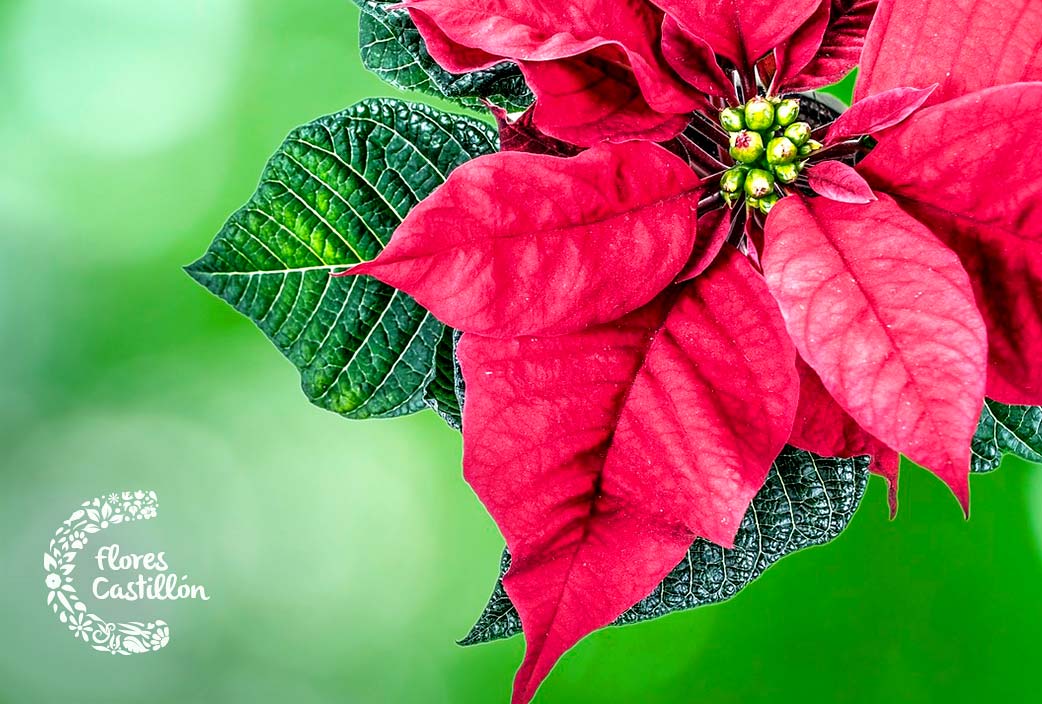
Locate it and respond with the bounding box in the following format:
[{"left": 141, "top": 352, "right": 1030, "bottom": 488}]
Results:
[
  {"left": 805, "top": 160, "right": 876, "bottom": 203},
  {"left": 856, "top": 82, "right": 1042, "bottom": 405},
  {"left": 762, "top": 193, "right": 987, "bottom": 510},
  {"left": 775, "top": 0, "right": 878, "bottom": 92},
  {"left": 403, "top": 0, "right": 702, "bottom": 145},
  {"left": 349, "top": 142, "right": 704, "bottom": 337},
  {"left": 652, "top": 0, "right": 820, "bottom": 77},
  {"left": 345, "top": 0, "right": 1042, "bottom": 701},
  {"left": 856, "top": 0, "right": 1042, "bottom": 105},
  {"left": 459, "top": 249, "right": 798, "bottom": 702}
]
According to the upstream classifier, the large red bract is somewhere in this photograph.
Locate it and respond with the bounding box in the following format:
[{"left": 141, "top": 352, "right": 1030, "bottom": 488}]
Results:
[
  {"left": 459, "top": 250, "right": 798, "bottom": 702},
  {"left": 762, "top": 194, "right": 988, "bottom": 508},
  {"left": 775, "top": 0, "right": 878, "bottom": 92},
  {"left": 857, "top": 82, "right": 1042, "bottom": 405},
  {"left": 405, "top": 0, "right": 701, "bottom": 145},
  {"left": 349, "top": 142, "right": 702, "bottom": 337}
]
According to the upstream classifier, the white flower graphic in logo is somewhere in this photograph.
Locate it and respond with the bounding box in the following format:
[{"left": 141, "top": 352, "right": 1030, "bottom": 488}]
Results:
[
  {"left": 43, "top": 491, "right": 171, "bottom": 655},
  {"left": 68, "top": 612, "right": 94, "bottom": 641},
  {"left": 150, "top": 624, "right": 170, "bottom": 651}
]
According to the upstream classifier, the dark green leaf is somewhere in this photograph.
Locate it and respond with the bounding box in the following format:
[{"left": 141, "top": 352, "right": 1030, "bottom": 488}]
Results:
[
  {"left": 187, "top": 99, "right": 496, "bottom": 419},
  {"left": 355, "top": 0, "right": 533, "bottom": 111},
  {"left": 453, "top": 329, "right": 466, "bottom": 422},
  {"left": 972, "top": 400, "right": 1042, "bottom": 473},
  {"left": 424, "top": 327, "right": 462, "bottom": 430},
  {"left": 460, "top": 447, "right": 870, "bottom": 645}
]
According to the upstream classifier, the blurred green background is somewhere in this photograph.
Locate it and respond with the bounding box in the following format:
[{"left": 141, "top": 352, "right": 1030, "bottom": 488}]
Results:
[{"left": 1, "top": 2, "right": 1040, "bottom": 702}]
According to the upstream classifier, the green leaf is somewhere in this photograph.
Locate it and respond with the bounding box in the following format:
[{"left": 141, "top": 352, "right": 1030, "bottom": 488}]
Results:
[
  {"left": 187, "top": 98, "right": 497, "bottom": 419},
  {"left": 424, "top": 327, "right": 462, "bottom": 430},
  {"left": 355, "top": 0, "right": 533, "bottom": 111},
  {"left": 460, "top": 447, "right": 870, "bottom": 646},
  {"left": 972, "top": 400, "right": 1042, "bottom": 473}
]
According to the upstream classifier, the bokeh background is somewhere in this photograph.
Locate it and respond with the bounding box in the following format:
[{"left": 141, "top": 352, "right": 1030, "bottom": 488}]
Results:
[{"left": 1, "top": 2, "right": 1041, "bottom": 702}]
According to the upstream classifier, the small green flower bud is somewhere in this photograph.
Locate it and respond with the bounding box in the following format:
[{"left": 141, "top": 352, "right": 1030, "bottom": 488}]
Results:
[
  {"left": 719, "top": 107, "right": 745, "bottom": 132},
  {"left": 744, "top": 168, "right": 775, "bottom": 198},
  {"left": 775, "top": 99, "right": 800, "bottom": 127},
  {"left": 783, "top": 121, "right": 812, "bottom": 146},
  {"left": 745, "top": 196, "right": 761, "bottom": 209},
  {"left": 773, "top": 162, "right": 800, "bottom": 184},
  {"left": 758, "top": 193, "right": 781, "bottom": 214},
  {"left": 729, "top": 130, "right": 765, "bottom": 163},
  {"left": 797, "top": 139, "right": 823, "bottom": 156},
  {"left": 723, "top": 191, "right": 740, "bottom": 208},
  {"left": 720, "top": 167, "right": 747, "bottom": 193},
  {"left": 766, "top": 136, "right": 798, "bottom": 165},
  {"left": 744, "top": 97, "right": 775, "bottom": 131}
]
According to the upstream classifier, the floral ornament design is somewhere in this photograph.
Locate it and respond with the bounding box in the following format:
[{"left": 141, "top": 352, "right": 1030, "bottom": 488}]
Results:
[
  {"left": 341, "top": 0, "right": 1042, "bottom": 701},
  {"left": 68, "top": 612, "right": 94, "bottom": 641},
  {"left": 149, "top": 623, "right": 171, "bottom": 651},
  {"left": 44, "top": 491, "right": 170, "bottom": 655}
]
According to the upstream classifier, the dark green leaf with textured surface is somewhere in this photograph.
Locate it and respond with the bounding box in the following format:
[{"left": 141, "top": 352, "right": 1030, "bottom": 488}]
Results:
[
  {"left": 355, "top": 0, "right": 532, "bottom": 112},
  {"left": 187, "top": 99, "right": 497, "bottom": 419},
  {"left": 972, "top": 400, "right": 1042, "bottom": 473},
  {"left": 460, "top": 447, "right": 869, "bottom": 645},
  {"left": 453, "top": 329, "right": 466, "bottom": 423},
  {"left": 424, "top": 327, "right": 462, "bottom": 429}
]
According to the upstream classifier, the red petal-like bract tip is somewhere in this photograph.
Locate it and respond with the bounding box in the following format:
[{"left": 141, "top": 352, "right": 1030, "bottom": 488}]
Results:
[
  {"left": 346, "top": 142, "right": 701, "bottom": 338},
  {"left": 856, "top": 0, "right": 1042, "bottom": 104},
  {"left": 650, "top": 0, "right": 821, "bottom": 73},
  {"left": 676, "top": 208, "right": 732, "bottom": 282},
  {"left": 876, "top": 449, "right": 900, "bottom": 519},
  {"left": 777, "top": 0, "right": 878, "bottom": 93},
  {"left": 859, "top": 83, "right": 1042, "bottom": 405},
  {"left": 824, "top": 84, "right": 936, "bottom": 144},
  {"left": 459, "top": 250, "right": 799, "bottom": 703},
  {"left": 486, "top": 104, "right": 581, "bottom": 157},
  {"left": 403, "top": 0, "right": 700, "bottom": 145},
  {"left": 771, "top": 0, "right": 829, "bottom": 93},
  {"left": 519, "top": 53, "right": 695, "bottom": 146},
  {"left": 763, "top": 194, "right": 986, "bottom": 512},
  {"left": 660, "top": 16, "right": 736, "bottom": 102},
  {"left": 405, "top": 7, "right": 502, "bottom": 72},
  {"left": 806, "top": 160, "right": 877, "bottom": 204},
  {"left": 790, "top": 358, "right": 901, "bottom": 516}
]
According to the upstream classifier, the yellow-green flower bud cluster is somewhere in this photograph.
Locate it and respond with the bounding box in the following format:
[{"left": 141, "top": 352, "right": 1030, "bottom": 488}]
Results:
[{"left": 719, "top": 96, "right": 821, "bottom": 213}]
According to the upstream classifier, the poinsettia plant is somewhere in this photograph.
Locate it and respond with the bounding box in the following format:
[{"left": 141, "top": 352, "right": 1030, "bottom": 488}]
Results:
[{"left": 188, "top": 0, "right": 1042, "bottom": 701}]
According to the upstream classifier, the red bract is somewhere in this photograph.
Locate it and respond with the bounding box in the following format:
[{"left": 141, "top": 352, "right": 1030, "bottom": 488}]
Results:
[
  {"left": 349, "top": 142, "right": 702, "bottom": 337},
  {"left": 459, "top": 249, "right": 798, "bottom": 702},
  {"left": 652, "top": 0, "right": 821, "bottom": 74},
  {"left": 857, "top": 0, "right": 1042, "bottom": 105},
  {"left": 805, "top": 160, "right": 876, "bottom": 203},
  {"left": 763, "top": 194, "right": 987, "bottom": 510},
  {"left": 823, "top": 84, "right": 936, "bottom": 144},
  {"left": 402, "top": 0, "right": 701, "bottom": 145},
  {"left": 346, "top": 0, "right": 1042, "bottom": 701},
  {"left": 775, "top": 0, "right": 878, "bottom": 92},
  {"left": 856, "top": 82, "right": 1042, "bottom": 405}
]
